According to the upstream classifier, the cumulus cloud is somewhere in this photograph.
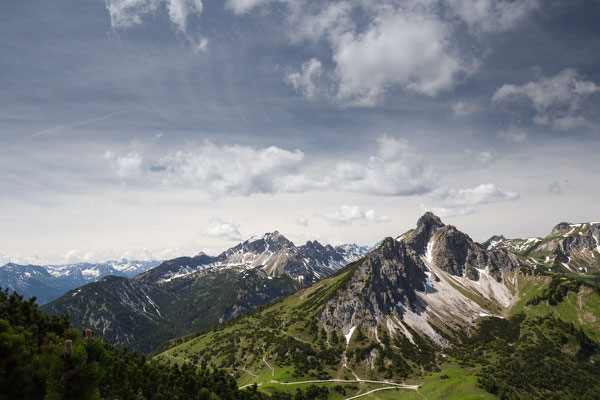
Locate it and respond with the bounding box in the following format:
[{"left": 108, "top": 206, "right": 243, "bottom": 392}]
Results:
[
  {"left": 202, "top": 217, "right": 242, "bottom": 241},
  {"left": 102, "top": 136, "right": 438, "bottom": 198},
  {"left": 286, "top": 58, "right": 323, "bottom": 99},
  {"left": 332, "top": 10, "right": 469, "bottom": 105},
  {"left": 447, "top": 0, "right": 538, "bottom": 33},
  {"left": 422, "top": 183, "right": 519, "bottom": 216},
  {"left": 493, "top": 69, "right": 600, "bottom": 131},
  {"left": 331, "top": 135, "right": 438, "bottom": 196},
  {"left": 101, "top": 151, "right": 143, "bottom": 179},
  {"left": 156, "top": 142, "right": 306, "bottom": 197},
  {"left": 316, "top": 205, "right": 389, "bottom": 225}
]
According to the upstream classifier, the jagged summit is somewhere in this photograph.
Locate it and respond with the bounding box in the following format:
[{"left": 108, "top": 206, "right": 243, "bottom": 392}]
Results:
[
  {"left": 321, "top": 213, "right": 520, "bottom": 346},
  {"left": 482, "top": 234, "right": 506, "bottom": 250},
  {"left": 551, "top": 222, "right": 572, "bottom": 235},
  {"left": 400, "top": 212, "right": 445, "bottom": 254}
]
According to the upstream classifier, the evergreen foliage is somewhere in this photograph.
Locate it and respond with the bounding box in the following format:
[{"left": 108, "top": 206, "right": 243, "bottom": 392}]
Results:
[
  {"left": 452, "top": 313, "right": 600, "bottom": 399},
  {"left": 0, "top": 289, "right": 267, "bottom": 400}
]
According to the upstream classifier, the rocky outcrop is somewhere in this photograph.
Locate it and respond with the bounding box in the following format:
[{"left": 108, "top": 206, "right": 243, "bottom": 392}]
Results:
[
  {"left": 320, "top": 238, "right": 426, "bottom": 331},
  {"left": 430, "top": 226, "right": 519, "bottom": 281},
  {"left": 320, "top": 212, "right": 521, "bottom": 343}
]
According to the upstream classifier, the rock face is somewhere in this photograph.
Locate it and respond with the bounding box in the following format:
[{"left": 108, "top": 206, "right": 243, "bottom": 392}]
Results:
[
  {"left": 484, "top": 222, "right": 600, "bottom": 274},
  {"left": 320, "top": 212, "right": 520, "bottom": 345},
  {"left": 320, "top": 238, "right": 427, "bottom": 332}
]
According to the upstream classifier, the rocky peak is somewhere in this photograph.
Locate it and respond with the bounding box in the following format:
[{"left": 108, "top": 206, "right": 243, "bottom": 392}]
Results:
[
  {"left": 406, "top": 212, "right": 445, "bottom": 253},
  {"left": 320, "top": 237, "right": 427, "bottom": 331},
  {"left": 551, "top": 222, "right": 571, "bottom": 236},
  {"left": 481, "top": 235, "right": 506, "bottom": 250}
]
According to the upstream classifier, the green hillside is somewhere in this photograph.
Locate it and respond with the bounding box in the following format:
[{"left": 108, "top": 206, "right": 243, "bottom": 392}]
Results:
[
  {"left": 155, "top": 262, "right": 600, "bottom": 399},
  {"left": 0, "top": 288, "right": 271, "bottom": 399}
]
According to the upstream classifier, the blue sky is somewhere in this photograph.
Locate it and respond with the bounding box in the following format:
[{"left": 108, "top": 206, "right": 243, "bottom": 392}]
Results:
[{"left": 1, "top": 0, "right": 599, "bottom": 264}]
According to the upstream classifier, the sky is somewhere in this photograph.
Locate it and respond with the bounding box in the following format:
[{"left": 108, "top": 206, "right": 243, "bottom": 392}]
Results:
[{"left": 1, "top": 0, "right": 599, "bottom": 265}]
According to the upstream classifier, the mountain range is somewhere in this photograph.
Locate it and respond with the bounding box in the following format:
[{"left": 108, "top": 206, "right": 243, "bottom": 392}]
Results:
[
  {"left": 0, "top": 259, "right": 160, "bottom": 304},
  {"left": 40, "top": 233, "right": 371, "bottom": 352},
  {"left": 4, "top": 213, "right": 600, "bottom": 398},
  {"left": 154, "top": 213, "right": 600, "bottom": 399}
]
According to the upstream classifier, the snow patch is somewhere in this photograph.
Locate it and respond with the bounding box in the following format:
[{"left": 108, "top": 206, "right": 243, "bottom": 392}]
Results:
[
  {"left": 425, "top": 239, "right": 434, "bottom": 265},
  {"left": 345, "top": 326, "right": 356, "bottom": 345}
]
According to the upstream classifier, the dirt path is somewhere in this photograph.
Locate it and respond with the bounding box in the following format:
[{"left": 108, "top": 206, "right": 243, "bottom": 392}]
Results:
[
  {"left": 263, "top": 356, "right": 274, "bottom": 376},
  {"left": 270, "top": 379, "right": 419, "bottom": 388},
  {"left": 343, "top": 386, "right": 399, "bottom": 400},
  {"left": 241, "top": 368, "right": 258, "bottom": 378}
]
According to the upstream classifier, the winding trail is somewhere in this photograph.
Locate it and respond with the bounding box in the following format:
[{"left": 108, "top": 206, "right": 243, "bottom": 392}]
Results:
[
  {"left": 239, "top": 378, "right": 424, "bottom": 400},
  {"left": 343, "top": 386, "right": 399, "bottom": 400},
  {"left": 263, "top": 356, "right": 275, "bottom": 376}
]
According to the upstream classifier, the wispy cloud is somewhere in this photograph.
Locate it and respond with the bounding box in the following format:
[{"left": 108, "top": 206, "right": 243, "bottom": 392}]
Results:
[
  {"left": 316, "top": 205, "right": 389, "bottom": 226},
  {"left": 30, "top": 111, "right": 126, "bottom": 138}
]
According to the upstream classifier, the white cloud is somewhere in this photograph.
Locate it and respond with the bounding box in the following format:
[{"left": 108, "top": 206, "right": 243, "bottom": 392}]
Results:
[
  {"left": 295, "top": 216, "right": 309, "bottom": 226},
  {"left": 332, "top": 10, "right": 469, "bottom": 105},
  {"left": 288, "top": 1, "right": 354, "bottom": 43},
  {"left": 316, "top": 205, "right": 389, "bottom": 225},
  {"left": 225, "top": 0, "right": 275, "bottom": 15},
  {"left": 421, "top": 205, "right": 477, "bottom": 218},
  {"left": 433, "top": 183, "right": 519, "bottom": 208},
  {"left": 422, "top": 183, "right": 519, "bottom": 217},
  {"left": 331, "top": 135, "right": 437, "bottom": 196},
  {"left": 464, "top": 149, "right": 497, "bottom": 166},
  {"left": 0, "top": 251, "right": 44, "bottom": 266},
  {"left": 447, "top": 0, "right": 538, "bottom": 33},
  {"left": 286, "top": 58, "right": 323, "bottom": 99},
  {"left": 102, "top": 151, "right": 143, "bottom": 179},
  {"left": 101, "top": 136, "right": 437, "bottom": 198},
  {"left": 498, "top": 126, "right": 529, "bottom": 142},
  {"left": 493, "top": 69, "right": 600, "bottom": 131},
  {"left": 105, "top": 0, "right": 203, "bottom": 34},
  {"left": 157, "top": 142, "right": 306, "bottom": 197},
  {"left": 202, "top": 217, "right": 242, "bottom": 241}
]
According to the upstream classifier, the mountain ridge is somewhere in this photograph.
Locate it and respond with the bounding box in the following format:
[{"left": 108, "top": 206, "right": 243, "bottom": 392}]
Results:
[{"left": 41, "top": 233, "right": 370, "bottom": 352}]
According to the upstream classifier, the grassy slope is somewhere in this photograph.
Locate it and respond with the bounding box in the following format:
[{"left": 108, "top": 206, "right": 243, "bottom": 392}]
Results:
[{"left": 155, "top": 265, "right": 600, "bottom": 399}]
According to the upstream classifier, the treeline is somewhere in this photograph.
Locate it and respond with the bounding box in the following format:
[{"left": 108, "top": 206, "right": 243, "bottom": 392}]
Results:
[
  {"left": 0, "top": 289, "right": 267, "bottom": 400},
  {"left": 451, "top": 313, "right": 600, "bottom": 399},
  {"left": 526, "top": 276, "right": 583, "bottom": 306}
]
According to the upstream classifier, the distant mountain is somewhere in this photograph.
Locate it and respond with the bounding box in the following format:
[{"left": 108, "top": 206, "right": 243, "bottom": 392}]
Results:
[
  {"left": 0, "top": 260, "right": 160, "bottom": 304},
  {"left": 136, "top": 232, "right": 368, "bottom": 284},
  {"left": 42, "top": 233, "right": 370, "bottom": 352},
  {"left": 155, "top": 213, "right": 600, "bottom": 399},
  {"left": 483, "top": 221, "right": 600, "bottom": 275}
]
